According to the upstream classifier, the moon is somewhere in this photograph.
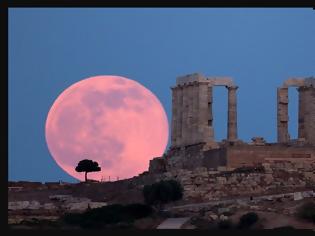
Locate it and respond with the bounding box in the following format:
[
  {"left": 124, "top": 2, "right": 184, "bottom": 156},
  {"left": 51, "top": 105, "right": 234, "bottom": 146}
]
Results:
[{"left": 45, "top": 75, "right": 169, "bottom": 181}]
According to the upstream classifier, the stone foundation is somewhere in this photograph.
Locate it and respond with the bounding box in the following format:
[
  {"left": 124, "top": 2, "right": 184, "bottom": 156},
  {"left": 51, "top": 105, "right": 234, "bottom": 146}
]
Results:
[
  {"left": 149, "top": 143, "right": 315, "bottom": 173},
  {"left": 150, "top": 160, "right": 315, "bottom": 202}
]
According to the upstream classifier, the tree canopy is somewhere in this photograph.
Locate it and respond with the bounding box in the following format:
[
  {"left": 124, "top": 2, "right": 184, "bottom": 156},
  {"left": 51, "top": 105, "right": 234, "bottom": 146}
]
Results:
[{"left": 75, "top": 159, "right": 101, "bottom": 182}]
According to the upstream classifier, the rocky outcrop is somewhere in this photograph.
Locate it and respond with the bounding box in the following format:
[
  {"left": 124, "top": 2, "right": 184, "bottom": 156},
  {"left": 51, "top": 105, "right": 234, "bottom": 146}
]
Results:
[
  {"left": 8, "top": 195, "right": 107, "bottom": 212},
  {"left": 9, "top": 201, "right": 41, "bottom": 210},
  {"left": 63, "top": 201, "right": 107, "bottom": 212}
]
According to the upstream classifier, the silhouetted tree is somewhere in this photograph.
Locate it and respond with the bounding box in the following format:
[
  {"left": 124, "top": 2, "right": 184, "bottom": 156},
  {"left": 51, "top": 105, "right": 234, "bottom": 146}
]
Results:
[{"left": 75, "top": 159, "right": 101, "bottom": 182}]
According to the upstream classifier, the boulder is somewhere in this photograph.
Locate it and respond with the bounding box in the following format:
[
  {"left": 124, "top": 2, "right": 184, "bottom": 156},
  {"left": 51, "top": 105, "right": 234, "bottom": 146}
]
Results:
[
  {"left": 67, "top": 197, "right": 91, "bottom": 203},
  {"left": 8, "top": 201, "right": 42, "bottom": 210},
  {"left": 8, "top": 201, "right": 30, "bottom": 210},
  {"left": 264, "top": 174, "right": 274, "bottom": 184},
  {"left": 207, "top": 214, "right": 218, "bottom": 221},
  {"left": 89, "top": 202, "right": 108, "bottom": 209},
  {"left": 216, "top": 177, "right": 227, "bottom": 184},
  {"left": 64, "top": 201, "right": 91, "bottom": 212},
  {"left": 49, "top": 195, "right": 72, "bottom": 202},
  {"left": 249, "top": 205, "right": 260, "bottom": 210},
  {"left": 304, "top": 172, "right": 315, "bottom": 181},
  {"left": 293, "top": 192, "right": 303, "bottom": 201},
  {"left": 27, "top": 201, "right": 41, "bottom": 210},
  {"left": 194, "top": 176, "right": 204, "bottom": 185},
  {"left": 217, "top": 208, "right": 230, "bottom": 215},
  {"left": 219, "top": 215, "right": 229, "bottom": 221},
  {"left": 43, "top": 203, "right": 57, "bottom": 210},
  {"left": 217, "top": 166, "right": 227, "bottom": 172}
]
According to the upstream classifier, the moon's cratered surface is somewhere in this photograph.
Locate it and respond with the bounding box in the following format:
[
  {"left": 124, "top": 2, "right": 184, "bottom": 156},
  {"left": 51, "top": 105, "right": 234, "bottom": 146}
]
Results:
[{"left": 45, "top": 75, "right": 169, "bottom": 181}]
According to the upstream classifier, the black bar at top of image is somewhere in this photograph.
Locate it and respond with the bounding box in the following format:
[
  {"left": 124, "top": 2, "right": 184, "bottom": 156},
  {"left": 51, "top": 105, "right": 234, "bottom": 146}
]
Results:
[{"left": 4, "top": 0, "right": 315, "bottom": 8}]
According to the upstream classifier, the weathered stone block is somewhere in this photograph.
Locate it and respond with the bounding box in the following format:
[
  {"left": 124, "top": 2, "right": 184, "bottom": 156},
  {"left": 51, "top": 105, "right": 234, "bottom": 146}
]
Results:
[
  {"left": 293, "top": 192, "right": 303, "bottom": 201},
  {"left": 43, "top": 203, "right": 57, "bottom": 210}
]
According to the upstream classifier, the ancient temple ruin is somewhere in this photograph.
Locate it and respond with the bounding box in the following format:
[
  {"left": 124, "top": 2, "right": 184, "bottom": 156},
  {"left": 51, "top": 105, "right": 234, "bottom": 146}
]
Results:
[
  {"left": 171, "top": 73, "right": 238, "bottom": 147},
  {"left": 277, "top": 78, "right": 315, "bottom": 145},
  {"left": 149, "top": 73, "right": 315, "bottom": 174}
]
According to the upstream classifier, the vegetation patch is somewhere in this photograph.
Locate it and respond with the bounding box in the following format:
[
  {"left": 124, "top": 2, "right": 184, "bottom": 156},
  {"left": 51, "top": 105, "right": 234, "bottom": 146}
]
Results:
[
  {"left": 190, "top": 217, "right": 216, "bottom": 229},
  {"left": 217, "top": 219, "right": 234, "bottom": 229},
  {"left": 272, "top": 226, "right": 297, "bottom": 230},
  {"left": 237, "top": 212, "right": 259, "bottom": 229},
  {"left": 143, "top": 179, "right": 183, "bottom": 209},
  {"left": 296, "top": 201, "right": 315, "bottom": 223},
  {"left": 62, "top": 203, "right": 153, "bottom": 228}
]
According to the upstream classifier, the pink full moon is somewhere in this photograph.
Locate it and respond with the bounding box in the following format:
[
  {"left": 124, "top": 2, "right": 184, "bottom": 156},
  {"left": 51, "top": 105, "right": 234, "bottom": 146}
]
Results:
[{"left": 45, "top": 75, "right": 169, "bottom": 181}]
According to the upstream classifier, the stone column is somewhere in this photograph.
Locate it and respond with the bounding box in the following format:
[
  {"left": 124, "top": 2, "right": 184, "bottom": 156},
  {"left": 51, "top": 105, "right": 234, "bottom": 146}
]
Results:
[
  {"left": 208, "top": 85, "right": 213, "bottom": 127},
  {"left": 301, "top": 86, "right": 315, "bottom": 145},
  {"left": 171, "top": 87, "right": 177, "bottom": 146},
  {"left": 192, "top": 82, "right": 199, "bottom": 144},
  {"left": 227, "top": 86, "right": 238, "bottom": 141},
  {"left": 186, "top": 84, "right": 192, "bottom": 145},
  {"left": 181, "top": 85, "right": 188, "bottom": 146},
  {"left": 207, "top": 85, "right": 214, "bottom": 140},
  {"left": 195, "top": 83, "right": 201, "bottom": 143},
  {"left": 177, "top": 86, "right": 183, "bottom": 146},
  {"left": 277, "top": 87, "right": 289, "bottom": 143},
  {"left": 198, "top": 82, "right": 209, "bottom": 142},
  {"left": 298, "top": 86, "right": 307, "bottom": 140}
]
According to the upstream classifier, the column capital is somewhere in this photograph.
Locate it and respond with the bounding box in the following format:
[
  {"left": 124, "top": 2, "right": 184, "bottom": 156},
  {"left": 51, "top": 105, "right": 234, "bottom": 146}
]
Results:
[
  {"left": 198, "top": 81, "right": 210, "bottom": 85},
  {"left": 297, "top": 85, "right": 313, "bottom": 91},
  {"left": 278, "top": 86, "right": 288, "bottom": 91},
  {"left": 226, "top": 85, "right": 238, "bottom": 90}
]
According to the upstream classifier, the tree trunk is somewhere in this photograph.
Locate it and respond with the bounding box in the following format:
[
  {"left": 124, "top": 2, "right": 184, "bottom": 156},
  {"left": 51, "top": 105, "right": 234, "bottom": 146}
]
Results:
[{"left": 85, "top": 172, "right": 88, "bottom": 182}]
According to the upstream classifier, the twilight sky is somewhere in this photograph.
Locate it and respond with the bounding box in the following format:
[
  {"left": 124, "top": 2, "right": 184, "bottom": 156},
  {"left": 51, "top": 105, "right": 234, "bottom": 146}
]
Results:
[{"left": 9, "top": 8, "right": 315, "bottom": 182}]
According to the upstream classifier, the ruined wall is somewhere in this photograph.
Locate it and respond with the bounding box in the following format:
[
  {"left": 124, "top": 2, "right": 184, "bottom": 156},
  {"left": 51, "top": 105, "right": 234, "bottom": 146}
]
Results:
[
  {"left": 156, "top": 161, "right": 315, "bottom": 201},
  {"left": 148, "top": 157, "right": 166, "bottom": 173},
  {"left": 165, "top": 144, "right": 206, "bottom": 171},
  {"left": 226, "top": 145, "right": 315, "bottom": 168},
  {"left": 149, "top": 144, "right": 222, "bottom": 173},
  {"left": 202, "top": 148, "right": 227, "bottom": 168},
  {"left": 150, "top": 144, "right": 315, "bottom": 173}
]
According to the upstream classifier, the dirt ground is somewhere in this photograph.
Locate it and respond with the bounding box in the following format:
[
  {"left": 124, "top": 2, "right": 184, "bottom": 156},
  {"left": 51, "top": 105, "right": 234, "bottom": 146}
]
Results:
[
  {"left": 8, "top": 181, "right": 315, "bottom": 230},
  {"left": 8, "top": 181, "right": 144, "bottom": 205}
]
